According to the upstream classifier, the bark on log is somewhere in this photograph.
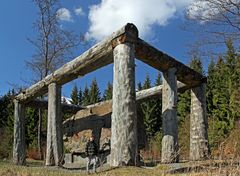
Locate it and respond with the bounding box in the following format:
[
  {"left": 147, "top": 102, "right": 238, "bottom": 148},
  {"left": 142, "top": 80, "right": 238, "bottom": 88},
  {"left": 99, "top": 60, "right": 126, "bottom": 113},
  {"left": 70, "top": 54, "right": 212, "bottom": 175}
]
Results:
[
  {"left": 46, "top": 86, "right": 54, "bottom": 166},
  {"left": 161, "top": 68, "right": 179, "bottom": 163},
  {"left": 135, "top": 38, "right": 206, "bottom": 88},
  {"left": 46, "top": 83, "right": 63, "bottom": 166},
  {"left": 15, "top": 23, "right": 138, "bottom": 103},
  {"left": 190, "top": 83, "right": 209, "bottom": 160},
  {"left": 13, "top": 100, "right": 26, "bottom": 165},
  {"left": 110, "top": 43, "right": 138, "bottom": 166}
]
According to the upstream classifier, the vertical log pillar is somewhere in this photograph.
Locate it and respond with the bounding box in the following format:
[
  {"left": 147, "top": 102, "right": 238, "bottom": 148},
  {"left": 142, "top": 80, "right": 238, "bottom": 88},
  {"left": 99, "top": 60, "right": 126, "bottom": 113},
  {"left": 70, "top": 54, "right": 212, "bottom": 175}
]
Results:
[
  {"left": 190, "top": 83, "right": 209, "bottom": 160},
  {"left": 110, "top": 42, "right": 138, "bottom": 166},
  {"left": 13, "top": 100, "right": 26, "bottom": 165},
  {"left": 46, "top": 101, "right": 54, "bottom": 166},
  {"left": 161, "top": 68, "right": 179, "bottom": 163},
  {"left": 46, "top": 83, "right": 63, "bottom": 166}
]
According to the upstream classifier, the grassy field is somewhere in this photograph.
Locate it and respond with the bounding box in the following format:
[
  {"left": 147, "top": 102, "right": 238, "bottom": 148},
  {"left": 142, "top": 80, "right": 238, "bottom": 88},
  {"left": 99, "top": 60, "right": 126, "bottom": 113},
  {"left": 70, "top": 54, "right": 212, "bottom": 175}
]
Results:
[{"left": 0, "top": 159, "right": 239, "bottom": 176}]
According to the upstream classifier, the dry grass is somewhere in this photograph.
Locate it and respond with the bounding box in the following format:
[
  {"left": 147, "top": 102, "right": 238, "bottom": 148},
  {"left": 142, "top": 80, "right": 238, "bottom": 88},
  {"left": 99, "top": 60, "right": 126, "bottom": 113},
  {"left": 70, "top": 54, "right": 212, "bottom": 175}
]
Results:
[{"left": 1, "top": 159, "right": 240, "bottom": 176}]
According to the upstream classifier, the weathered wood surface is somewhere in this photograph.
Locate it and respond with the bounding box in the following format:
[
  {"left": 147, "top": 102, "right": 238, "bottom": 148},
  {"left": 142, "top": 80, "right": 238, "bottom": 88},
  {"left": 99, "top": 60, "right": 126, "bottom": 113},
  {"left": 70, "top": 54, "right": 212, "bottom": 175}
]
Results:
[
  {"left": 46, "top": 83, "right": 63, "bottom": 166},
  {"left": 110, "top": 43, "right": 138, "bottom": 166},
  {"left": 190, "top": 83, "right": 209, "bottom": 160},
  {"left": 26, "top": 99, "right": 84, "bottom": 113},
  {"left": 64, "top": 82, "right": 186, "bottom": 124},
  {"left": 15, "top": 23, "right": 138, "bottom": 103},
  {"left": 13, "top": 100, "right": 26, "bottom": 165},
  {"left": 161, "top": 68, "right": 179, "bottom": 163},
  {"left": 135, "top": 38, "right": 207, "bottom": 88}
]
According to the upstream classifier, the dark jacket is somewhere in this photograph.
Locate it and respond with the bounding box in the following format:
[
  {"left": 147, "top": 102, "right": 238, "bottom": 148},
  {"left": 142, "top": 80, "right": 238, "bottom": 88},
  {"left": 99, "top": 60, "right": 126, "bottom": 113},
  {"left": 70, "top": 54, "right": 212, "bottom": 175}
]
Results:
[{"left": 85, "top": 141, "right": 98, "bottom": 156}]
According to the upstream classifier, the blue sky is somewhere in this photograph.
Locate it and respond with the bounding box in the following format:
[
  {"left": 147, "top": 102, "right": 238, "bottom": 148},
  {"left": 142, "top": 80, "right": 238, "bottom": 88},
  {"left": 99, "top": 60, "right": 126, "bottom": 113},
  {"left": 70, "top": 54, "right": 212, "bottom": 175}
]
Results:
[{"left": 0, "top": 0, "right": 210, "bottom": 97}]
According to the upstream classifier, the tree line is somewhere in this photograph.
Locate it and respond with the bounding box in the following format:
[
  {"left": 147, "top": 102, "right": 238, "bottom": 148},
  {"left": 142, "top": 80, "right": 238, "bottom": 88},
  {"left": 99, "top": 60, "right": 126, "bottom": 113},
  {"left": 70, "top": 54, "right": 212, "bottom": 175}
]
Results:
[{"left": 69, "top": 79, "right": 113, "bottom": 106}]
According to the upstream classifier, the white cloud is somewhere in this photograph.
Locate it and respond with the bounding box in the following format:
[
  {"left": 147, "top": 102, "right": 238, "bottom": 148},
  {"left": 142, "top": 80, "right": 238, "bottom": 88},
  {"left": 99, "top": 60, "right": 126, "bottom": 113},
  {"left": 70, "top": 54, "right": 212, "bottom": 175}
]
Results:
[
  {"left": 86, "top": 0, "right": 194, "bottom": 41},
  {"left": 56, "top": 8, "right": 73, "bottom": 22},
  {"left": 75, "top": 7, "right": 85, "bottom": 16}
]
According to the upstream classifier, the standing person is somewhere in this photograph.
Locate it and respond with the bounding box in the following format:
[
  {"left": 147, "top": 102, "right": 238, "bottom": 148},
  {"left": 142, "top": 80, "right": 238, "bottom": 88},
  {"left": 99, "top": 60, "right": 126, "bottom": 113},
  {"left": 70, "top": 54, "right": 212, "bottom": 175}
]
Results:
[{"left": 85, "top": 135, "right": 98, "bottom": 173}]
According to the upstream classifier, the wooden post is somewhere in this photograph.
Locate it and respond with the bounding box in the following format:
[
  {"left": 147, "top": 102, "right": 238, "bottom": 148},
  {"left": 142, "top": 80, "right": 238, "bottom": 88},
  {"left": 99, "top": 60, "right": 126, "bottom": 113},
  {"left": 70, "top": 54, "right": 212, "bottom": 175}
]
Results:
[
  {"left": 13, "top": 100, "right": 26, "bottom": 165},
  {"left": 46, "top": 83, "right": 63, "bottom": 166},
  {"left": 161, "top": 68, "right": 179, "bottom": 163},
  {"left": 110, "top": 43, "right": 138, "bottom": 166},
  {"left": 190, "top": 83, "right": 209, "bottom": 160}
]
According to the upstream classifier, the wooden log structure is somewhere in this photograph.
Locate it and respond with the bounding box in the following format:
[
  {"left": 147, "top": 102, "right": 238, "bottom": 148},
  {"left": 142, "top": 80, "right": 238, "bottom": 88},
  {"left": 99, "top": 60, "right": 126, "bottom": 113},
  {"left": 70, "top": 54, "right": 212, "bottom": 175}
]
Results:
[
  {"left": 190, "top": 83, "right": 209, "bottom": 160},
  {"left": 13, "top": 100, "right": 26, "bottom": 165},
  {"left": 110, "top": 43, "right": 138, "bottom": 166},
  {"left": 161, "top": 68, "right": 179, "bottom": 163},
  {"left": 15, "top": 23, "right": 205, "bottom": 104},
  {"left": 13, "top": 23, "right": 209, "bottom": 166},
  {"left": 46, "top": 83, "right": 63, "bottom": 166}
]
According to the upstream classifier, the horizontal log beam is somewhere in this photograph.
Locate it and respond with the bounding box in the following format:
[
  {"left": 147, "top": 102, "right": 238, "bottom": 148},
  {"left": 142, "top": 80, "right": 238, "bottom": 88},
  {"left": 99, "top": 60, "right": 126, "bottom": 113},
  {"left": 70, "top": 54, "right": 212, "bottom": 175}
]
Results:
[
  {"left": 15, "top": 23, "right": 138, "bottom": 103},
  {"left": 26, "top": 100, "right": 84, "bottom": 113},
  {"left": 135, "top": 38, "right": 207, "bottom": 88},
  {"left": 64, "top": 82, "right": 186, "bottom": 123}
]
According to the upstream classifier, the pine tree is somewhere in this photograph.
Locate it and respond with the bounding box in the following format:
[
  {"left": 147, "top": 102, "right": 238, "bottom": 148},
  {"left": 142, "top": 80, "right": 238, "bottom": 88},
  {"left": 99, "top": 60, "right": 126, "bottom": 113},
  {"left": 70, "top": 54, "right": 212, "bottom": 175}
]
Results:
[
  {"left": 89, "top": 78, "right": 101, "bottom": 104},
  {"left": 137, "top": 81, "right": 142, "bottom": 91},
  {"left": 78, "top": 87, "right": 83, "bottom": 106},
  {"left": 177, "top": 57, "right": 203, "bottom": 121},
  {"left": 177, "top": 90, "right": 190, "bottom": 120},
  {"left": 142, "top": 74, "right": 151, "bottom": 90},
  {"left": 25, "top": 107, "right": 38, "bottom": 146},
  {"left": 103, "top": 81, "right": 113, "bottom": 101},
  {"left": 0, "top": 90, "right": 14, "bottom": 158},
  {"left": 152, "top": 72, "right": 162, "bottom": 132},
  {"left": 190, "top": 57, "right": 204, "bottom": 75},
  {"left": 206, "top": 59, "right": 216, "bottom": 116},
  {"left": 140, "top": 74, "right": 158, "bottom": 137},
  {"left": 212, "top": 56, "right": 232, "bottom": 137},
  {"left": 225, "top": 40, "right": 240, "bottom": 120},
  {"left": 83, "top": 85, "right": 90, "bottom": 106},
  {"left": 82, "top": 85, "right": 90, "bottom": 106},
  {"left": 155, "top": 72, "right": 162, "bottom": 86},
  {"left": 70, "top": 85, "right": 79, "bottom": 105},
  {"left": 231, "top": 53, "right": 240, "bottom": 119}
]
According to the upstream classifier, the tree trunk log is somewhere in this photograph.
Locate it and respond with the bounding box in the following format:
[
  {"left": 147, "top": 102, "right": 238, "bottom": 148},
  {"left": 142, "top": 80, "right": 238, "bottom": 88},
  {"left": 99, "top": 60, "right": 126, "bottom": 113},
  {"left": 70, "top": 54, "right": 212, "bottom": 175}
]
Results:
[
  {"left": 190, "top": 83, "right": 209, "bottom": 160},
  {"left": 161, "top": 68, "right": 179, "bottom": 163},
  {"left": 135, "top": 38, "right": 207, "bottom": 87},
  {"left": 13, "top": 100, "right": 26, "bottom": 165},
  {"left": 110, "top": 43, "right": 138, "bottom": 166},
  {"left": 47, "top": 83, "right": 63, "bottom": 166},
  {"left": 46, "top": 87, "right": 54, "bottom": 166}
]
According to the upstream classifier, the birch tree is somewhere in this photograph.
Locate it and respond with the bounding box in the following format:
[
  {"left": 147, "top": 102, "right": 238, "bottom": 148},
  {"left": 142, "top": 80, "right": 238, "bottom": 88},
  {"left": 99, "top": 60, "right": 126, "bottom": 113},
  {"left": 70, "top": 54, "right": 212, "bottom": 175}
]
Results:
[{"left": 26, "top": 0, "right": 80, "bottom": 159}]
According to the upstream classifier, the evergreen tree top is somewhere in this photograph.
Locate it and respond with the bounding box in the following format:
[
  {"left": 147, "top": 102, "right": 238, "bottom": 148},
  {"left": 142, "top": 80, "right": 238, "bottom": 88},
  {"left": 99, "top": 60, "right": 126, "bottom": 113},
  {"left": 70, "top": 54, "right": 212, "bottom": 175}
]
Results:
[{"left": 142, "top": 74, "right": 151, "bottom": 90}]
